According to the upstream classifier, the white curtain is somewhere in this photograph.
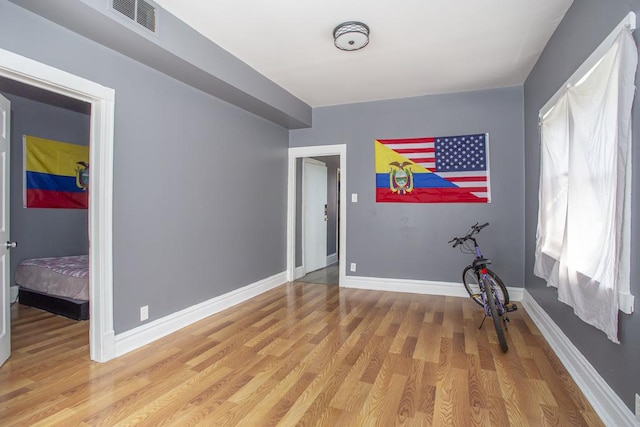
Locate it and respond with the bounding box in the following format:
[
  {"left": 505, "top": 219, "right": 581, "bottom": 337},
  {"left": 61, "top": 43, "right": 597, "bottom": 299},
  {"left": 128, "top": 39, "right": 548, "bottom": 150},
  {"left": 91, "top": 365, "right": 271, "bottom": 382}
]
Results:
[{"left": 535, "top": 28, "right": 637, "bottom": 343}]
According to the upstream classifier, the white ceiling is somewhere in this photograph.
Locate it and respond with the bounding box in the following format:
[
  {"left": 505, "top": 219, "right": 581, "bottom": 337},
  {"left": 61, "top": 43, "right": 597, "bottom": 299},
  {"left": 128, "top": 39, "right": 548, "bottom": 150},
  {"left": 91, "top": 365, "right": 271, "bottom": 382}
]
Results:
[{"left": 154, "top": 0, "right": 573, "bottom": 108}]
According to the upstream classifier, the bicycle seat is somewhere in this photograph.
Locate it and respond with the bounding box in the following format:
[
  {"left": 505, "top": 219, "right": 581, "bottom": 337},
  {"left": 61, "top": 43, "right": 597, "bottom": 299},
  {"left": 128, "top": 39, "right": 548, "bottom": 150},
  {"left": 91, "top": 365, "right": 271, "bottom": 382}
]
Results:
[{"left": 472, "top": 258, "right": 491, "bottom": 267}]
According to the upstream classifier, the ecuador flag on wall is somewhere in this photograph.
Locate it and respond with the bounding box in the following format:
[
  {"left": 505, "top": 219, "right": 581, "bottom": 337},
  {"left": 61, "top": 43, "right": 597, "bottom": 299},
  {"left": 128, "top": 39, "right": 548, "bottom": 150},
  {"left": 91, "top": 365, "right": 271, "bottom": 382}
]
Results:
[
  {"left": 24, "top": 136, "right": 89, "bottom": 209},
  {"left": 375, "top": 134, "right": 490, "bottom": 203}
]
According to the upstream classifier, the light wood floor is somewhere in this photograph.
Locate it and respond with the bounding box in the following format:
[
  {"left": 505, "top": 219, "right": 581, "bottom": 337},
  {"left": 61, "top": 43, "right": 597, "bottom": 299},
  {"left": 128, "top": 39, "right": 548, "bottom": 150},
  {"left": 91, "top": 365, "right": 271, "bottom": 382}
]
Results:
[{"left": 1, "top": 283, "right": 602, "bottom": 426}]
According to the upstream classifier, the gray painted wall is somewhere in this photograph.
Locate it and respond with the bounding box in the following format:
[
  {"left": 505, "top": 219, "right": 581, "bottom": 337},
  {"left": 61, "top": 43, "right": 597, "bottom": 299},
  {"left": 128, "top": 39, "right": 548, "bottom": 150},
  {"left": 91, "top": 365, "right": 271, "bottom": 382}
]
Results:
[
  {"left": 1, "top": 91, "right": 90, "bottom": 279},
  {"left": 0, "top": 1, "right": 289, "bottom": 334},
  {"left": 294, "top": 156, "right": 339, "bottom": 268},
  {"left": 291, "top": 87, "right": 525, "bottom": 286},
  {"left": 523, "top": 0, "right": 640, "bottom": 411}
]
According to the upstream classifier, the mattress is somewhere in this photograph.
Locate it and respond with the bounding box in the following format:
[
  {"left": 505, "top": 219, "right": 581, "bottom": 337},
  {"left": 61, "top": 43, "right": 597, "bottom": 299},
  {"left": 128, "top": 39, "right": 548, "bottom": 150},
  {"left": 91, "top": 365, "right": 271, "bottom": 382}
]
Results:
[{"left": 15, "top": 255, "right": 89, "bottom": 301}]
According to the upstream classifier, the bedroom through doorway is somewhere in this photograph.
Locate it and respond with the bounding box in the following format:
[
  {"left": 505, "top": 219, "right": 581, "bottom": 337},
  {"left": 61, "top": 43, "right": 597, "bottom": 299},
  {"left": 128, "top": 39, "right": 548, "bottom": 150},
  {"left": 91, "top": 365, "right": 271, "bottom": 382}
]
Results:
[{"left": 1, "top": 76, "right": 92, "bottom": 357}]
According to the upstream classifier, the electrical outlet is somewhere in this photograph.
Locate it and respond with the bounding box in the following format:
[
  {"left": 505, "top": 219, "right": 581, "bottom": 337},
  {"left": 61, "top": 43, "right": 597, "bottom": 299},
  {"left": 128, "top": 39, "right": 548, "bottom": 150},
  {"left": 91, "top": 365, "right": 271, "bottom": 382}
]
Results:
[
  {"left": 350, "top": 262, "right": 356, "bottom": 272},
  {"left": 636, "top": 393, "right": 640, "bottom": 421},
  {"left": 140, "top": 305, "right": 149, "bottom": 321},
  {"left": 351, "top": 193, "right": 358, "bottom": 203}
]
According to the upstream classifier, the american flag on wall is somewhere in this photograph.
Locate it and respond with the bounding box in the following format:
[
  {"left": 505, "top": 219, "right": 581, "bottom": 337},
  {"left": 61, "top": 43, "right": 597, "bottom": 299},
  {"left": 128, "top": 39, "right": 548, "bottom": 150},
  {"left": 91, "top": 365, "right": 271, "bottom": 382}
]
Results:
[{"left": 375, "top": 133, "right": 491, "bottom": 203}]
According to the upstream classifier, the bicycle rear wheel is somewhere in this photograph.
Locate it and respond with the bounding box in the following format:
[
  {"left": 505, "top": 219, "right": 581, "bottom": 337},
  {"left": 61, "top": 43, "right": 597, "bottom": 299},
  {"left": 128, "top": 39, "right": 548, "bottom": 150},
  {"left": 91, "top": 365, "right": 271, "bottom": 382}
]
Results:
[
  {"left": 462, "top": 266, "right": 509, "bottom": 307},
  {"left": 485, "top": 283, "right": 508, "bottom": 352}
]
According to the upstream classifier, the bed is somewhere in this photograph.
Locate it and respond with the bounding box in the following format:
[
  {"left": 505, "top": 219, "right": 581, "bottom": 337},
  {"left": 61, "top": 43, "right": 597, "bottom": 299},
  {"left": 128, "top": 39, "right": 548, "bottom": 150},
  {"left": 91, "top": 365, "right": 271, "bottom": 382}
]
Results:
[{"left": 15, "top": 255, "right": 89, "bottom": 320}]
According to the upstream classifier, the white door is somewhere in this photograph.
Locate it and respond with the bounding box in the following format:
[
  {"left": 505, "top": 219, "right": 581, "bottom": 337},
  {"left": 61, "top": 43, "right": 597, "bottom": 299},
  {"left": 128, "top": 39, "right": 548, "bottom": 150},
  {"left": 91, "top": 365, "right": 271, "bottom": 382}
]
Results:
[
  {"left": 303, "top": 158, "right": 328, "bottom": 273},
  {"left": 0, "top": 94, "right": 11, "bottom": 367}
]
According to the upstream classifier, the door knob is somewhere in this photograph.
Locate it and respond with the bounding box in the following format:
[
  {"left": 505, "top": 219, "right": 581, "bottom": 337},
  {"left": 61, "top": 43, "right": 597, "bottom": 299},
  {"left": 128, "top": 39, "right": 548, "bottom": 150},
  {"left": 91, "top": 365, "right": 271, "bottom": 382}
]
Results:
[{"left": 5, "top": 241, "right": 17, "bottom": 249}]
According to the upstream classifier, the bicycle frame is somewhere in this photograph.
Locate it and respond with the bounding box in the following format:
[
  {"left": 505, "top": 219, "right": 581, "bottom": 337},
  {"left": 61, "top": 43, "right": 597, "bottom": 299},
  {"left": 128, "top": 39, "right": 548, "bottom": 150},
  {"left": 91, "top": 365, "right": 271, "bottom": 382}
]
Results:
[
  {"left": 450, "top": 222, "right": 515, "bottom": 352},
  {"left": 466, "top": 234, "right": 508, "bottom": 320},
  {"left": 479, "top": 267, "right": 504, "bottom": 318}
]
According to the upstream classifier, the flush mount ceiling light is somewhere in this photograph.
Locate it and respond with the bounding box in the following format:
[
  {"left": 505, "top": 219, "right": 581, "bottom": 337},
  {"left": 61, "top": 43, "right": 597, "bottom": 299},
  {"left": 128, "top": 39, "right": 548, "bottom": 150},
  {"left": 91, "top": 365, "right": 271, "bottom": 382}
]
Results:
[{"left": 333, "top": 21, "right": 370, "bottom": 51}]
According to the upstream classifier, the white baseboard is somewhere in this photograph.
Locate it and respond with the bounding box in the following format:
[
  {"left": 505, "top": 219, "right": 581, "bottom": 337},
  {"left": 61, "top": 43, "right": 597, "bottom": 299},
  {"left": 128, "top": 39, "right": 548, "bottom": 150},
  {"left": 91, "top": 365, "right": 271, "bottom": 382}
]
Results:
[
  {"left": 294, "top": 266, "right": 305, "bottom": 280},
  {"left": 114, "top": 271, "right": 287, "bottom": 358},
  {"left": 10, "top": 286, "right": 19, "bottom": 303},
  {"left": 326, "top": 253, "right": 338, "bottom": 265},
  {"left": 521, "top": 290, "right": 638, "bottom": 427},
  {"left": 93, "top": 330, "right": 116, "bottom": 363},
  {"left": 341, "top": 275, "right": 524, "bottom": 301},
  {"left": 507, "top": 286, "right": 524, "bottom": 302}
]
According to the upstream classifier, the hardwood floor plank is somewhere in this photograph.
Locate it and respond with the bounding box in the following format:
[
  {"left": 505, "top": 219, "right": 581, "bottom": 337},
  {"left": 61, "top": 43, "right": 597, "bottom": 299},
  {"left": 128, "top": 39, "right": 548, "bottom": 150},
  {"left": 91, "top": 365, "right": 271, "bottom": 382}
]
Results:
[
  {"left": 328, "top": 335, "right": 383, "bottom": 410},
  {"left": 416, "top": 363, "right": 437, "bottom": 418},
  {"left": 434, "top": 366, "right": 472, "bottom": 426},
  {"left": 466, "top": 353, "right": 486, "bottom": 410},
  {"left": 276, "top": 331, "right": 376, "bottom": 425},
  {"left": 358, "top": 354, "right": 401, "bottom": 421},
  {"left": 395, "top": 358, "right": 421, "bottom": 422},
  {"left": 1, "top": 283, "right": 604, "bottom": 426},
  {"left": 414, "top": 323, "right": 441, "bottom": 363},
  {"left": 112, "top": 366, "right": 236, "bottom": 426},
  {"left": 360, "top": 335, "right": 394, "bottom": 384},
  {"left": 284, "top": 363, "right": 351, "bottom": 426},
  {"left": 480, "top": 370, "right": 512, "bottom": 426},
  {"left": 380, "top": 373, "right": 411, "bottom": 426},
  {"left": 27, "top": 375, "right": 153, "bottom": 427}
]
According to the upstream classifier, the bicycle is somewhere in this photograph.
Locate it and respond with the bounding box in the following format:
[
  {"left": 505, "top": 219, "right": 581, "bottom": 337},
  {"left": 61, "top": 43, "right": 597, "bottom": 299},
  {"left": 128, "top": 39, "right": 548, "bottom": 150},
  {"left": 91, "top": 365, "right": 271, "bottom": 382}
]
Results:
[{"left": 449, "top": 222, "right": 517, "bottom": 352}]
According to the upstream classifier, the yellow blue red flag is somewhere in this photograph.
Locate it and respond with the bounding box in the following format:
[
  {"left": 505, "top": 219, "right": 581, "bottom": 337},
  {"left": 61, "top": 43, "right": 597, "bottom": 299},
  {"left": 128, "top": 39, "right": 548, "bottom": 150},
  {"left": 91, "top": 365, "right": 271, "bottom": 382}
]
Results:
[
  {"left": 24, "top": 135, "right": 89, "bottom": 209},
  {"left": 375, "top": 134, "right": 490, "bottom": 203}
]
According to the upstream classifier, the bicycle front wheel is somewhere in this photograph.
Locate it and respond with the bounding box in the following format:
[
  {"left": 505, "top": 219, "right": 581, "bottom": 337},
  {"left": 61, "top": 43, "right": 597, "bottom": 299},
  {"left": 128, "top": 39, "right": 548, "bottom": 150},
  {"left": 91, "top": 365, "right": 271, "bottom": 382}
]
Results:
[
  {"left": 485, "top": 283, "right": 508, "bottom": 352},
  {"left": 462, "top": 266, "right": 509, "bottom": 308}
]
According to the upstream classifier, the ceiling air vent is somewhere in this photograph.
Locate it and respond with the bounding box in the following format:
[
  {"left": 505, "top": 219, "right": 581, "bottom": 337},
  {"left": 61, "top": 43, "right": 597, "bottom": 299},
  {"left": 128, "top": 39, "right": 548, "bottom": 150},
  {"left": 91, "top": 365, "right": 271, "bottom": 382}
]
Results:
[{"left": 112, "top": 0, "right": 157, "bottom": 33}]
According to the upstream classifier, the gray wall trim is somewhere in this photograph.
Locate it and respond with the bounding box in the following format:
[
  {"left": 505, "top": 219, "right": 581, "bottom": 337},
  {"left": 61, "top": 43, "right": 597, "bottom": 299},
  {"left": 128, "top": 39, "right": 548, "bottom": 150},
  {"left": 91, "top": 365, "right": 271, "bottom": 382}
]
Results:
[{"left": 7, "top": 0, "right": 312, "bottom": 129}]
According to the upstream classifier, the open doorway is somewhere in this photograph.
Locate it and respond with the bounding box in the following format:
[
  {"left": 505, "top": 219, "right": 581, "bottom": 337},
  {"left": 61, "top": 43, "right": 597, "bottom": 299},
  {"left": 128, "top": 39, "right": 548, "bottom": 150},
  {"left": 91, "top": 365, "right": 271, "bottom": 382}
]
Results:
[
  {"left": 287, "top": 145, "right": 346, "bottom": 287},
  {"left": 295, "top": 156, "right": 339, "bottom": 285},
  {"left": 0, "top": 47, "right": 115, "bottom": 362},
  {"left": 1, "top": 76, "right": 92, "bottom": 350}
]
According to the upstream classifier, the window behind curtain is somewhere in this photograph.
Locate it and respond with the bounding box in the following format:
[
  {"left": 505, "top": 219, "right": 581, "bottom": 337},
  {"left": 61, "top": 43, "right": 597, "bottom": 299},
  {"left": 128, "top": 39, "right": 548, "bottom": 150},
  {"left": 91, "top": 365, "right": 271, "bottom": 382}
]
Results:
[{"left": 534, "top": 19, "right": 637, "bottom": 343}]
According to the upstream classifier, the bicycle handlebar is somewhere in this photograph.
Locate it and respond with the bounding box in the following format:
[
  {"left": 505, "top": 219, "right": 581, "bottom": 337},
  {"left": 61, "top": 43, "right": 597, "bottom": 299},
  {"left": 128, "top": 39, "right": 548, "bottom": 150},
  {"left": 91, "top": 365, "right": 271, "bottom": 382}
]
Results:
[
  {"left": 449, "top": 222, "right": 490, "bottom": 247},
  {"left": 476, "top": 222, "right": 489, "bottom": 231}
]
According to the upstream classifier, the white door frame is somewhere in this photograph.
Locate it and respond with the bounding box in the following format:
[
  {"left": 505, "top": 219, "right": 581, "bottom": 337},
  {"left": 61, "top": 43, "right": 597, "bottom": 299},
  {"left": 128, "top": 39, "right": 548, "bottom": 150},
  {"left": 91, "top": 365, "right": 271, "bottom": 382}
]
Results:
[
  {"left": 0, "top": 47, "right": 115, "bottom": 362},
  {"left": 0, "top": 94, "right": 11, "bottom": 367},
  {"left": 287, "top": 145, "right": 346, "bottom": 286},
  {"left": 335, "top": 167, "right": 340, "bottom": 262}
]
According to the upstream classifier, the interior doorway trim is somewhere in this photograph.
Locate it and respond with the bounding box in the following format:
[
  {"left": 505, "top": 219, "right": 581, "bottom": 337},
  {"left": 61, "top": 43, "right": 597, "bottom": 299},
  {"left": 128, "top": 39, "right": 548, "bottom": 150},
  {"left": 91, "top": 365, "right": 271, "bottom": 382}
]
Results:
[
  {"left": 287, "top": 145, "right": 346, "bottom": 286},
  {"left": 0, "top": 47, "right": 115, "bottom": 362}
]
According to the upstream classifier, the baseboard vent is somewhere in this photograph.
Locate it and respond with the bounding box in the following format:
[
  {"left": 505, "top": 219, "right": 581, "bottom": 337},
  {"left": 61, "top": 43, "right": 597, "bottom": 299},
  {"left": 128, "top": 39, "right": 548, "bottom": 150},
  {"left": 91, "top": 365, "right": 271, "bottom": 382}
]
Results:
[{"left": 112, "top": 0, "right": 157, "bottom": 33}]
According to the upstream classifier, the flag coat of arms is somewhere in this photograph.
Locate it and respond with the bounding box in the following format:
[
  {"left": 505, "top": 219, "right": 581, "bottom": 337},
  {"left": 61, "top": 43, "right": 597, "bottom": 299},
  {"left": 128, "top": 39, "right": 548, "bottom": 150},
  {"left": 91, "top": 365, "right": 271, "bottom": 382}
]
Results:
[
  {"left": 24, "top": 135, "right": 89, "bottom": 209},
  {"left": 375, "top": 133, "right": 491, "bottom": 203}
]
